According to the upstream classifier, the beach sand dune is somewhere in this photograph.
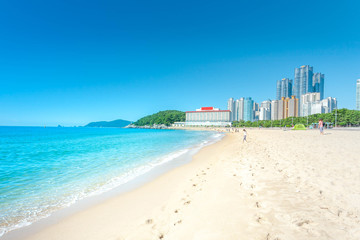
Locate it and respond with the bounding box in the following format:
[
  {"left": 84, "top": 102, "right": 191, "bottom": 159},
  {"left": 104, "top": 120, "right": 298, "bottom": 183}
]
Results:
[{"left": 7, "top": 129, "right": 360, "bottom": 240}]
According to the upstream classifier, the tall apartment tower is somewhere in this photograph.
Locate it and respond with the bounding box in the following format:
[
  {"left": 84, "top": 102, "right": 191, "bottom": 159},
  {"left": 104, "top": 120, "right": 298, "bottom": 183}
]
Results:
[
  {"left": 259, "top": 100, "right": 271, "bottom": 121},
  {"left": 227, "top": 98, "right": 235, "bottom": 121},
  {"left": 287, "top": 96, "right": 299, "bottom": 117},
  {"left": 313, "top": 73, "right": 325, "bottom": 100},
  {"left": 276, "top": 80, "right": 281, "bottom": 100},
  {"left": 236, "top": 98, "right": 244, "bottom": 121},
  {"left": 293, "top": 65, "right": 313, "bottom": 99},
  {"left": 276, "top": 78, "right": 292, "bottom": 100},
  {"left": 243, "top": 97, "right": 254, "bottom": 122},
  {"left": 271, "top": 100, "right": 279, "bottom": 120},
  {"left": 357, "top": 79, "right": 360, "bottom": 110}
]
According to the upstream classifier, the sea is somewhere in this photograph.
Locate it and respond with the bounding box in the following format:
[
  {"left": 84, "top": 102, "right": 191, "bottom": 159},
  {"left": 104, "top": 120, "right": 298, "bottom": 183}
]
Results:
[{"left": 0, "top": 126, "right": 223, "bottom": 237}]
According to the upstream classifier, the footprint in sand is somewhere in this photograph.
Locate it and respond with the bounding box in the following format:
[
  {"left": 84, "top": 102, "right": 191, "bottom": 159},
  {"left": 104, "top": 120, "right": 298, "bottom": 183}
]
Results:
[
  {"left": 184, "top": 200, "right": 191, "bottom": 205},
  {"left": 146, "top": 219, "right": 153, "bottom": 224},
  {"left": 296, "top": 220, "right": 310, "bottom": 227},
  {"left": 174, "top": 219, "right": 182, "bottom": 226}
]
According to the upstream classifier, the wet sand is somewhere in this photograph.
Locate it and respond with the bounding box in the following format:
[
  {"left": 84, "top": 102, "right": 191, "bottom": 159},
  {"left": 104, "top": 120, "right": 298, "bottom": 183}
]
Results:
[{"left": 4, "top": 128, "right": 360, "bottom": 240}]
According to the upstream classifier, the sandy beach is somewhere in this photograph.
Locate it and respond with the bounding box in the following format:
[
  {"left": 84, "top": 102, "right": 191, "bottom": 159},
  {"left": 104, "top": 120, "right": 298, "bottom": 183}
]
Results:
[{"left": 4, "top": 128, "right": 360, "bottom": 240}]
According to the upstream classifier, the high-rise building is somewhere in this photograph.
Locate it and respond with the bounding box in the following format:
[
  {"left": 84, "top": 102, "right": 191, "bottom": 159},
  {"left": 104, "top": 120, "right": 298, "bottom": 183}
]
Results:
[
  {"left": 313, "top": 73, "right": 325, "bottom": 100},
  {"left": 281, "top": 78, "right": 292, "bottom": 99},
  {"left": 276, "top": 80, "right": 281, "bottom": 100},
  {"left": 287, "top": 96, "right": 299, "bottom": 117},
  {"left": 236, "top": 98, "right": 244, "bottom": 121},
  {"left": 243, "top": 97, "right": 254, "bottom": 122},
  {"left": 227, "top": 98, "right": 235, "bottom": 121},
  {"left": 276, "top": 78, "right": 292, "bottom": 100},
  {"left": 293, "top": 68, "right": 301, "bottom": 99},
  {"left": 300, "top": 93, "right": 336, "bottom": 116},
  {"left": 253, "top": 102, "right": 259, "bottom": 121},
  {"left": 228, "top": 97, "right": 245, "bottom": 121},
  {"left": 357, "top": 79, "right": 360, "bottom": 110},
  {"left": 271, "top": 100, "right": 279, "bottom": 120},
  {"left": 300, "top": 92, "right": 320, "bottom": 117},
  {"left": 277, "top": 99, "right": 284, "bottom": 120},
  {"left": 321, "top": 97, "right": 337, "bottom": 113},
  {"left": 259, "top": 100, "right": 271, "bottom": 120},
  {"left": 293, "top": 65, "right": 313, "bottom": 99}
]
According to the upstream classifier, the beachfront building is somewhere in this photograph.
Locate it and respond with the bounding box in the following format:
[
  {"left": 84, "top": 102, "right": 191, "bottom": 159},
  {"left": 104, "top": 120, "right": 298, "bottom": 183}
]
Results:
[
  {"left": 185, "top": 107, "right": 231, "bottom": 126},
  {"left": 259, "top": 100, "right": 271, "bottom": 121},
  {"left": 271, "top": 100, "right": 279, "bottom": 120},
  {"left": 253, "top": 102, "right": 259, "bottom": 121},
  {"left": 285, "top": 96, "right": 299, "bottom": 118},
  {"left": 243, "top": 97, "right": 254, "bottom": 122},
  {"left": 300, "top": 93, "right": 337, "bottom": 116},
  {"left": 276, "top": 78, "right": 293, "bottom": 100},
  {"left": 227, "top": 98, "right": 235, "bottom": 121},
  {"left": 357, "top": 79, "right": 360, "bottom": 110},
  {"left": 294, "top": 65, "right": 314, "bottom": 99},
  {"left": 237, "top": 98, "right": 244, "bottom": 120},
  {"left": 277, "top": 99, "right": 284, "bottom": 120},
  {"left": 270, "top": 96, "right": 299, "bottom": 120},
  {"left": 320, "top": 97, "right": 337, "bottom": 113},
  {"left": 300, "top": 92, "right": 321, "bottom": 117},
  {"left": 227, "top": 97, "right": 245, "bottom": 121},
  {"left": 313, "top": 73, "right": 325, "bottom": 100}
]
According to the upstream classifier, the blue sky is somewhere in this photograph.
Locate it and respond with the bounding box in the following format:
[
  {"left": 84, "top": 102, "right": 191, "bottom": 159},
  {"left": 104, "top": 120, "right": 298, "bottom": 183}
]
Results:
[{"left": 1, "top": 0, "right": 359, "bottom": 126}]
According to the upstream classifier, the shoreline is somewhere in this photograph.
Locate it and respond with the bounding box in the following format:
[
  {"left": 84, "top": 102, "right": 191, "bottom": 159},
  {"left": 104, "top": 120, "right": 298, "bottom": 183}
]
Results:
[
  {"left": 1, "top": 130, "right": 223, "bottom": 240},
  {"left": 3, "top": 128, "right": 360, "bottom": 240}
]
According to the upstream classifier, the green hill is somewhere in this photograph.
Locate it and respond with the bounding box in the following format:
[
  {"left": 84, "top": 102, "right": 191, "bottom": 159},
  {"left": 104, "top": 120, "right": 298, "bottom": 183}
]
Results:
[
  {"left": 85, "top": 119, "right": 132, "bottom": 128},
  {"left": 232, "top": 108, "right": 360, "bottom": 128},
  {"left": 134, "top": 110, "right": 185, "bottom": 126}
]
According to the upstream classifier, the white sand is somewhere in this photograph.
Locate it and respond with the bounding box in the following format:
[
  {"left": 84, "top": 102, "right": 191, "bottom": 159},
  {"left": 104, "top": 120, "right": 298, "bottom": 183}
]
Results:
[{"left": 5, "top": 128, "right": 360, "bottom": 240}]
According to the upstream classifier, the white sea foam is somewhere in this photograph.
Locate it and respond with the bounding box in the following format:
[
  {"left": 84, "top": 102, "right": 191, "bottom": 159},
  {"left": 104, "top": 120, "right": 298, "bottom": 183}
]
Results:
[{"left": 0, "top": 131, "right": 224, "bottom": 238}]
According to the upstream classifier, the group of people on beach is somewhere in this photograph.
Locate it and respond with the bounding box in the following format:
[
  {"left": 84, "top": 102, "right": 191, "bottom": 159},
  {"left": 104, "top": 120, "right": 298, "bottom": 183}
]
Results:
[{"left": 232, "top": 118, "right": 324, "bottom": 145}]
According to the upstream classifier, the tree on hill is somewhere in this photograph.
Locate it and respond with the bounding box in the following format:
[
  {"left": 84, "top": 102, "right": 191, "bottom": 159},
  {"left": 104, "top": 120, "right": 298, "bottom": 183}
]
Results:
[
  {"left": 85, "top": 119, "right": 131, "bottom": 128},
  {"left": 232, "top": 109, "right": 360, "bottom": 128},
  {"left": 134, "top": 110, "right": 185, "bottom": 126}
]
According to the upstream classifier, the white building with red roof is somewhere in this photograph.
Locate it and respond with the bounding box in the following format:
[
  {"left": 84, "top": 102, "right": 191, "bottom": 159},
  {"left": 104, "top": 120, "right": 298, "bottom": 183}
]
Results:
[{"left": 185, "top": 107, "right": 231, "bottom": 126}]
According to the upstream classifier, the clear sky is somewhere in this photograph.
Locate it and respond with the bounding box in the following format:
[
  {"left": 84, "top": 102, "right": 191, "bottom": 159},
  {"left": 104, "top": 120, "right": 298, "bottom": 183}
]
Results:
[{"left": 1, "top": 0, "right": 360, "bottom": 126}]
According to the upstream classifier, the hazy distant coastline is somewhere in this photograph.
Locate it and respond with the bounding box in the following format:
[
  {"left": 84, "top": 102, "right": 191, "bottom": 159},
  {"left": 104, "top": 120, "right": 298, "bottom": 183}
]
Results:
[{"left": 84, "top": 119, "right": 132, "bottom": 128}]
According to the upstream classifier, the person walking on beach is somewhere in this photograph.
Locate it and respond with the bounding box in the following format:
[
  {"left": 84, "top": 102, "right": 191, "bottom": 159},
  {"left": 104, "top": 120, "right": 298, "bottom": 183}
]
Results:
[
  {"left": 319, "top": 119, "right": 324, "bottom": 135},
  {"left": 243, "top": 129, "right": 247, "bottom": 142}
]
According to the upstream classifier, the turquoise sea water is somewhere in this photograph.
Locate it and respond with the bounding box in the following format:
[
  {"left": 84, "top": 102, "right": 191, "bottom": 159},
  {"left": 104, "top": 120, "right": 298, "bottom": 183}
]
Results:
[{"left": 0, "top": 127, "right": 222, "bottom": 236}]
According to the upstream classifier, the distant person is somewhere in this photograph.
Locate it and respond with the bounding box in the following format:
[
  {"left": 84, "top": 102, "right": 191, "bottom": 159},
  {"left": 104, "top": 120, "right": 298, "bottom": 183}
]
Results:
[
  {"left": 243, "top": 129, "right": 247, "bottom": 142},
  {"left": 319, "top": 119, "right": 324, "bottom": 135}
]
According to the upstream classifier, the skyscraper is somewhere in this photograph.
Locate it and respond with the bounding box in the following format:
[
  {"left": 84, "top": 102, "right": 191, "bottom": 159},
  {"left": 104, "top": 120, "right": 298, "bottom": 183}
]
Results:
[
  {"left": 243, "top": 97, "right": 254, "bottom": 122},
  {"left": 357, "top": 79, "right": 360, "bottom": 110},
  {"left": 259, "top": 100, "right": 271, "bottom": 120},
  {"left": 276, "top": 80, "right": 281, "bottom": 100},
  {"left": 313, "top": 73, "right": 325, "bottom": 100},
  {"left": 236, "top": 98, "right": 244, "bottom": 121},
  {"left": 286, "top": 96, "right": 299, "bottom": 117},
  {"left": 293, "top": 65, "right": 313, "bottom": 99},
  {"left": 276, "top": 78, "right": 292, "bottom": 100},
  {"left": 271, "top": 100, "right": 279, "bottom": 120},
  {"left": 281, "top": 78, "right": 293, "bottom": 99},
  {"left": 293, "top": 68, "right": 301, "bottom": 99},
  {"left": 227, "top": 98, "right": 235, "bottom": 121}
]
